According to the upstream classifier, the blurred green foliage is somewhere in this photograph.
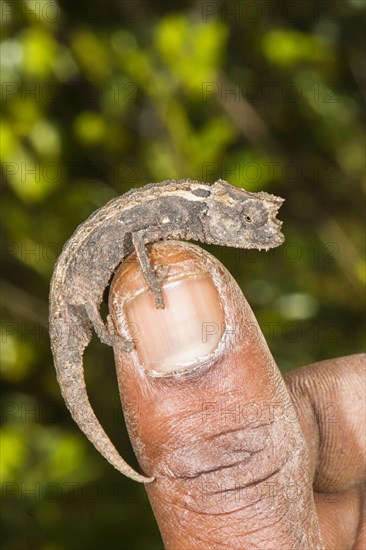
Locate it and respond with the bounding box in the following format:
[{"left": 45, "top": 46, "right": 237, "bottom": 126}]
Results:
[{"left": 1, "top": 0, "right": 365, "bottom": 548}]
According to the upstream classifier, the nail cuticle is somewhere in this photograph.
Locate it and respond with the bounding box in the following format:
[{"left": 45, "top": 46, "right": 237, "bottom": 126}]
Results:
[{"left": 121, "top": 271, "right": 213, "bottom": 306}]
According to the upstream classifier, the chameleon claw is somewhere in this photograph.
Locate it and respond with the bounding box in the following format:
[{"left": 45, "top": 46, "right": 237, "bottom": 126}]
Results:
[
  {"left": 152, "top": 285, "right": 165, "bottom": 309},
  {"left": 120, "top": 339, "right": 135, "bottom": 352},
  {"left": 151, "top": 265, "right": 169, "bottom": 308},
  {"left": 155, "top": 264, "right": 169, "bottom": 282},
  {"left": 106, "top": 314, "right": 134, "bottom": 351}
]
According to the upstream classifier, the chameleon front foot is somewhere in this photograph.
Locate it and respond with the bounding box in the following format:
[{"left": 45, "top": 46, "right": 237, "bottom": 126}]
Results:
[
  {"left": 152, "top": 264, "right": 169, "bottom": 308},
  {"left": 149, "top": 272, "right": 166, "bottom": 309}
]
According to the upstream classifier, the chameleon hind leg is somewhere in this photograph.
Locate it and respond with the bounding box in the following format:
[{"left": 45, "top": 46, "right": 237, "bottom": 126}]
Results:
[
  {"left": 84, "top": 303, "right": 133, "bottom": 351},
  {"left": 132, "top": 230, "right": 169, "bottom": 309}
]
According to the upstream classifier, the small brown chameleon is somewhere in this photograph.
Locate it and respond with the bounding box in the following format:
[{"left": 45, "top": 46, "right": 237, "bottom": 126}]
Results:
[{"left": 49, "top": 179, "right": 284, "bottom": 483}]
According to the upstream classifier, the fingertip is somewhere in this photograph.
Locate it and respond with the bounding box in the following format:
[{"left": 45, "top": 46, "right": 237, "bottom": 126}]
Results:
[{"left": 108, "top": 241, "right": 323, "bottom": 549}]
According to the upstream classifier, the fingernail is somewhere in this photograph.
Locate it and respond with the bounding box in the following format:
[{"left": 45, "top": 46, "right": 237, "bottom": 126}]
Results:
[{"left": 109, "top": 243, "right": 226, "bottom": 375}]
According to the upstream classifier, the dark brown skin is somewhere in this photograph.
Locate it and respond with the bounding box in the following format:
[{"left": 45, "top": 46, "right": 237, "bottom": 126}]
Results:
[{"left": 109, "top": 242, "right": 365, "bottom": 550}]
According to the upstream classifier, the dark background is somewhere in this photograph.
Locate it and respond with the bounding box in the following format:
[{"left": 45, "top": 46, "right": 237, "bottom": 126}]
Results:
[{"left": 1, "top": 0, "right": 365, "bottom": 548}]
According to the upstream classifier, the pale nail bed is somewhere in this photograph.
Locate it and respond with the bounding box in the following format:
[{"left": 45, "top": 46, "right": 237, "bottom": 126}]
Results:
[{"left": 124, "top": 274, "right": 225, "bottom": 373}]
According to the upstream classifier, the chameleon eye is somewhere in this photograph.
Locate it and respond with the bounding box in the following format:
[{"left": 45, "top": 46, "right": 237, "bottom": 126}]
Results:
[{"left": 245, "top": 215, "right": 252, "bottom": 223}]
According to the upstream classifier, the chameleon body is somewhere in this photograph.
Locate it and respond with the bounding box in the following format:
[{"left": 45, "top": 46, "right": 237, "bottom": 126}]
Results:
[{"left": 49, "top": 179, "right": 284, "bottom": 483}]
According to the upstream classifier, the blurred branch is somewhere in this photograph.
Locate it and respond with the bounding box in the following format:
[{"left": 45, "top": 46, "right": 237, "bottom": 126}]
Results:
[
  {"left": 349, "top": 55, "right": 366, "bottom": 101},
  {"left": 318, "top": 218, "right": 363, "bottom": 293},
  {"left": 217, "top": 71, "right": 281, "bottom": 155},
  {"left": 1, "top": 280, "right": 48, "bottom": 327}
]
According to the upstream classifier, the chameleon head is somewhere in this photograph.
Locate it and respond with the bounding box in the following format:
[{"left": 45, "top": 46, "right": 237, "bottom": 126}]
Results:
[{"left": 206, "top": 180, "right": 284, "bottom": 250}]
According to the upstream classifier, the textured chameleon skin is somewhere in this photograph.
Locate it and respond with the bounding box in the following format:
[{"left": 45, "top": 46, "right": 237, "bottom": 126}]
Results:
[{"left": 49, "top": 179, "right": 284, "bottom": 483}]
